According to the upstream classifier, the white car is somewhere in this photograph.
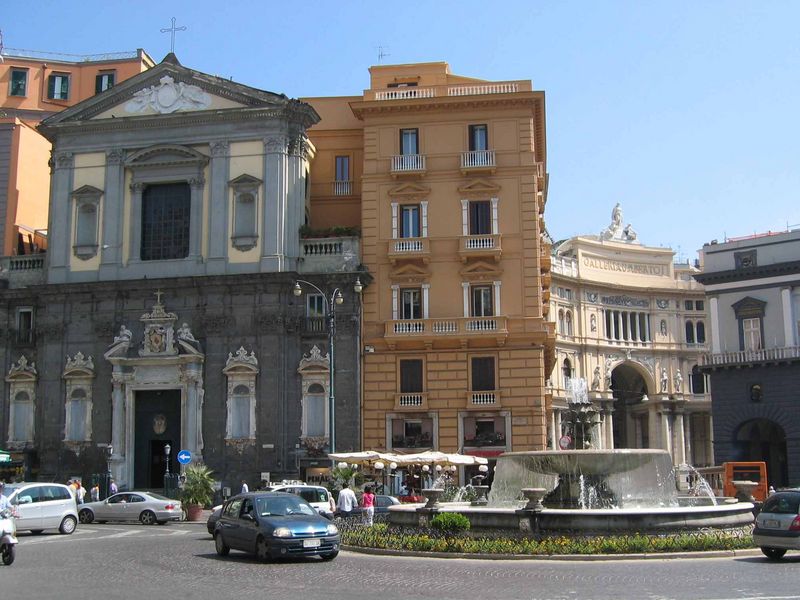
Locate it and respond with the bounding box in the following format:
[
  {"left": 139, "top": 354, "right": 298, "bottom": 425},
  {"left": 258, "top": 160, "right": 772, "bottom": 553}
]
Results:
[
  {"left": 4, "top": 482, "right": 78, "bottom": 535},
  {"left": 753, "top": 489, "right": 800, "bottom": 559},
  {"left": 263, "top": 484, "right": 336, "bottom": 519},
  {"left": 78, "top": 491, "right": 182, "bottom": 525}
]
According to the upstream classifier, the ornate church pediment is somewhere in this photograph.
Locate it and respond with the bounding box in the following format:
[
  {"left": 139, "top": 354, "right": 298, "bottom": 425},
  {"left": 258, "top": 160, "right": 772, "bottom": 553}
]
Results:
[
  {"left": 139, "top": 291, "right": 178, "bottom": 357},
  {"left": 5, "top": 355, "right": 37, "bottom": 382},
  {"left": 389, "top": 262, "right": 430, "bottom": 284},
  {"left": 731, "top": 296, "right": 767, "bottom": 318},
  {"left": 297, "top": 345, "right": 330, "bottom": 375},
  {"left": 63, "top": 352, "right": 95, "bottom": 379},
  {"left": 458, "top": 178, "right": 501, "bottom": 199},
  {"left": 459, "top": 260, "right": 503, "bottom": 281},
  {"left": 125, "top": 144, "right": 209, "bottom": 170},
  {"left": 223, "top": 347, "right": 259, "bottom": 375},
  {"left": 228, "top": 174, "right": 263, "bottom": 188},
  {"left": 388, "top": 181, "right": 430, "bottom": 201}
]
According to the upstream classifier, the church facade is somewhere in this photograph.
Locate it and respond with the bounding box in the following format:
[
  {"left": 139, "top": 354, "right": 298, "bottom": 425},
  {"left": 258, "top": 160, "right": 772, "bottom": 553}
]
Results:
[
  {"left": 0, "top": 55, "right": 364, "bottom": 489},
  {"left": 549, "top": 204, "right": 714, "bottom": 469}
]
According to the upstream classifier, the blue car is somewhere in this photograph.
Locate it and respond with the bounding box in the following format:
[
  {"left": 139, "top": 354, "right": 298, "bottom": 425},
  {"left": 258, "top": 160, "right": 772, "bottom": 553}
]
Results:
[{"left": 213, "top": 492, "right": 340, "bottom": 562}]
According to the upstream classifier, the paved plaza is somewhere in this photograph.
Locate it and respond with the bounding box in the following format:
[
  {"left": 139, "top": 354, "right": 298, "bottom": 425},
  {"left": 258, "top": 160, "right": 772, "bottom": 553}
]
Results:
[{"left": 3, "top": 522, "right": 800, "bottom": 600}]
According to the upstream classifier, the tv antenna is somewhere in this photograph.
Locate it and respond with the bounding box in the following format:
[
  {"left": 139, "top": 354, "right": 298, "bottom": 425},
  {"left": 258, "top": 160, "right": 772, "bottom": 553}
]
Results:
[
  {"left": 0, "top": 30, "right": 5, "bottom": 63},
  {"left": 377, "top": 46, "right": 390, "bottom": 63}
]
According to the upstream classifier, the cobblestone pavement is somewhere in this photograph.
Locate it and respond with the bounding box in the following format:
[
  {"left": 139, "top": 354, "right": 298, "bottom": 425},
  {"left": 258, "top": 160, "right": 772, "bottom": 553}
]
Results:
[{"left": 3, "top": 523, "right": 800, "bottom": 600}]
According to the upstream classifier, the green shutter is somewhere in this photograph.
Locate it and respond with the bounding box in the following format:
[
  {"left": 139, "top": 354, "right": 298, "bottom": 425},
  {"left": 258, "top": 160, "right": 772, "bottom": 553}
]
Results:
[{"left": 48, "top": 75, "right": 56, "bottom": 99}]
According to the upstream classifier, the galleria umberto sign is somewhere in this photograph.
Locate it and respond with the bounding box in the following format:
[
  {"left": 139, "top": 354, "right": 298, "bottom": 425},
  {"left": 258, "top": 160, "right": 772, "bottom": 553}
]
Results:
[{"left": 582, "top": 256, "right": 668, "bottom": 277}]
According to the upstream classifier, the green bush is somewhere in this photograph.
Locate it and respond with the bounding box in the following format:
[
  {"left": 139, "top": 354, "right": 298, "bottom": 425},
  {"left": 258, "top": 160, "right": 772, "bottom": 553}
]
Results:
[{"left": 430, "top": 512, "right": 471, "bottom": 533}]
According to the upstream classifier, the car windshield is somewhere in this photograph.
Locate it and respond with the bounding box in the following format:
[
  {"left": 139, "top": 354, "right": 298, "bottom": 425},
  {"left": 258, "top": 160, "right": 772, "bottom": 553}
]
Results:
[
  {"left": 256, "top": 495, "right": 316, "bottom": 517},
  {"left": 762, "top": 493, "right": 800, "bottom": 515}
]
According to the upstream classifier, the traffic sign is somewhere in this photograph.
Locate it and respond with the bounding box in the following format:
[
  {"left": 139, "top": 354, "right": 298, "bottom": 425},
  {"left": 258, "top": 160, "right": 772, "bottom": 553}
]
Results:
[
  {"left": 558, "top": 435, "right": 572, "bottom": 450},
  {"left": 177, "top": 449, "right": 192, "bottom": 465}
]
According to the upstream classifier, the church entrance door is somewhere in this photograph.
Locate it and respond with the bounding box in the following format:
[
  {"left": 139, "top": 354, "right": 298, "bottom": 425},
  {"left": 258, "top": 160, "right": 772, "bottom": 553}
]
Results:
[{"left": 134, "top": 390, "right": 181, "bottom": 489}]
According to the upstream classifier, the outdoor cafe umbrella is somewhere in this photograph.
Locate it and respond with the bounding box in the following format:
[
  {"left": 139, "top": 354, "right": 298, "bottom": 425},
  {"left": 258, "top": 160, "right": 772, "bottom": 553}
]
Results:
[{"left": 0, "top": 449, "right": 11, "bottom": 464}]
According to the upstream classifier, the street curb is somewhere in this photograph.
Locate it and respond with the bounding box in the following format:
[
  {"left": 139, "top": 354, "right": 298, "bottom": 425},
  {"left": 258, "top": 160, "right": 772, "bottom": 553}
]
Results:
[{"left": 341, "top": 544, "right": 762, "bottom": 561}]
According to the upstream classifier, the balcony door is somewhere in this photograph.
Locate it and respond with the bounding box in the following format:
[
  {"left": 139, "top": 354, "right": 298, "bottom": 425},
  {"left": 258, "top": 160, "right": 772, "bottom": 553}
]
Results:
[
  {"left": 469, "top": 201, "right": 491, "bottom": 235},
  {"left": 400, "top": 205, "right": 420, "bottom": 238},
  {"left": 469, "top": 124, "right": 488, "bottom": 151},
  {"left": 400, "top": 129, "right": 419, "bottom": 155},
  {"left": 471, "top": 286, "right": 493, "bottom": 317},
  {"left": 400, "top": 288, "right": 422, "bottom": 320}
]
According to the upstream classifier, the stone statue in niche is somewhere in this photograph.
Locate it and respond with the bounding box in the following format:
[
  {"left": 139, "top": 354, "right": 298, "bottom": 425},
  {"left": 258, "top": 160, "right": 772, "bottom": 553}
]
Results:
[
  {"left": 660, "top": 320, "right": 667, "bottom": 336},
  {"left": 591, "top": 366, "right": 601, "bottom": 391},
  {"left": 590, "top": 314, "right": 597, "bottom": 332},
  {"left": 177, "top": 323, "right": 196, "bottom": 342},
  {"left": 114, "top": 325, "right": 132, "bottom": 344},
  {"left": 674, "top": 370, "right": 683, "bottom": 394},
  {"left": 661, "top": 368, "right": 669, "bottom": 393}
]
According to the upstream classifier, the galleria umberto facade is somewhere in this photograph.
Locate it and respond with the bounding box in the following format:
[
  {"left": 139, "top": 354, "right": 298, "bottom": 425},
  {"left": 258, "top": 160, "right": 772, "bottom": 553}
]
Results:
[{"left": 549, "top": 204, "right": 714, "bottom": 468}]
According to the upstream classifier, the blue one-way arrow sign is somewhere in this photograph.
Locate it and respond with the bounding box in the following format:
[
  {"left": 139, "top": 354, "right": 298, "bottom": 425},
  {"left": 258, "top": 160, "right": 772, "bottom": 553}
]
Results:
[{"left": 177, "top": 449, "right": 192, "bottom": 465}]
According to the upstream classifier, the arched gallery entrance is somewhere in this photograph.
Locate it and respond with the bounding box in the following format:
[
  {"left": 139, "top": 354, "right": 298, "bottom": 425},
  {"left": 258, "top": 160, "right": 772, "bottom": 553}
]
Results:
[
  {"left": 610, "top": 362, "right": 649, "bottom": 449},
  {"left": 733, "top": 419, "right": 788, "bottom": 487}
]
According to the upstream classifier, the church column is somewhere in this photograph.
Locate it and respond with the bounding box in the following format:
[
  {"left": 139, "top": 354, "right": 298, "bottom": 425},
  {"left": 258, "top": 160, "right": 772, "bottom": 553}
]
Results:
[
  {"left": 604, "top": 405, "right": 614, "bottom": 449},
  {"left": 207, "top": 141, "right": 230, "bottom": 274},
  {"left": 48, "top": 152, "right": 75, "bottom": 282},
  {"left": 645, "top": 314, "right": 651, "bottom": 341},
  {"left": 285, "top": 135, "right": 306, "bottom": 268},
  {"left": 550, "top": 410, "right": 557, "bottom": 450},
  {"left": 110, "top": 372, "right": 126, "bottom": 484},
  {"left": 706, "top": 414, "right": 715, "bottom": 466},
  {"left": 100, "top": 149, "right": 124, "bottom": 277},
  {"left": 129, "top": 183, "right": 145, "bottom": 263},
  {"left": 660, "top": 409, "right": 672, "bottom": 454},
  {"left": 709, "top": 297, "right": 721, "bottom": 353},
  {"left": 673, "top": 410, "right": 686, "bottom": 465},
  {"left": 684, "top": 413, "right": 693, "bottom": 465},
  {"left": 781, "top": 287, "right": 795, "bottom": 346},
  {"left": 183, "top": 364, "right": 204, "bottom": 457},
  {"left": 188, "top": 177, "right": 205, "bottom": 260},
  {"left": 616, "top": 311, "right": 623, "bottom": 340},
  {"left": 262, "top": 135, "right": 288, "bottom": 271}
]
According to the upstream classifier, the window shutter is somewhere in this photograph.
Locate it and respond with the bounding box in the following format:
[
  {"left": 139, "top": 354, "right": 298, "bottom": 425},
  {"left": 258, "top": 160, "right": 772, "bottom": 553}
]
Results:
[{"left": 48, "top": 75, "right": 56, "bottom": 99}]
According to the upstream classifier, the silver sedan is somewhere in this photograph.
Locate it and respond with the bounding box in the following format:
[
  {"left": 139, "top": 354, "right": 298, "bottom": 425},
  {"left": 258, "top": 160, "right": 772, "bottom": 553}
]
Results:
[{"left": 78, "top": 492, "right": 182, "bottom": 525}]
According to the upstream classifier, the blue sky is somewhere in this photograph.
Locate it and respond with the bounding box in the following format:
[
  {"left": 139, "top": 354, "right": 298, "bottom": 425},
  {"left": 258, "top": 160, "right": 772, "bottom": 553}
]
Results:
[{"left": 5, "top": 1, "right": 799, "bottom": 259}]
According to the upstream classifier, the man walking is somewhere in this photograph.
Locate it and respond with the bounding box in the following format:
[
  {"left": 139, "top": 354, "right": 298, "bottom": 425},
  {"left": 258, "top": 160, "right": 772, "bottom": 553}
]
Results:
[
  {"left": 336, "top": 483, "right": 358, "bottom": 518},
  {"left": 241, "top": 480, "right": 249, "bottom": 494}
]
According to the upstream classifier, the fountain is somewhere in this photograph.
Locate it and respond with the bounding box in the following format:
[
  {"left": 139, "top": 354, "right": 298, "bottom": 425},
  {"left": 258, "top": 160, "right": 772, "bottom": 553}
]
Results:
[{"left": 388, "top": 380, "right": 754, "bottom": 536}]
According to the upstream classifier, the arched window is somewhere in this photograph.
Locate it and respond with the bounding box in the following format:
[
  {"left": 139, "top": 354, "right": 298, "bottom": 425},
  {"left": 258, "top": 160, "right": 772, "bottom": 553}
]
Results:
[
  {"left": 11, "top": 391, "right": 34, "bottom": 442},
  {"left": 223, "top": 347, "right": 259, "bottom": 443},
  {"left": 685, "top": 320, "right": 695, "bottom": 344},
  {"left": 65, "top": 388, "right": 90, "bottom": 442},
  {"left": 690, "top": 364, "right": 706, "bottom": 395},
  {"left": 305, "top": 383, "right": 326, "bottom": 438},
  {"left": 562, "top": 358, "right": 572, "bottom": 384},
  {"left": 558, "top": 310, "right": 565, "bottom": 334},
  {"left": 565, "top": 311, "right": 573, "bottom": 336},
  {"left": 230, "top": 384, "right": 251, "bottom": 439},
  {"left": 696, "top": 321, "right": 706, "bottom": 344},
  {"left": 298, "top": 346, "right": 330, "bottom": 441}
]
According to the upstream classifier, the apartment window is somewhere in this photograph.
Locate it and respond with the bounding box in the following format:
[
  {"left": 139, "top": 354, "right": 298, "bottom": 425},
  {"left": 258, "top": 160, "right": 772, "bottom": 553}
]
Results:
[
  {"left": 388, "top": 82, "right": 418, "bottom": 88},
  {"left": 696, "top": 321, "right": 706, "bottom": 344},
  {"left": 229, "top": 385, "right": 251, "bottom": 439},
  {"left": 557, "top": 287, "right": 574, "bottom": 300},
  {"left": 303, "top": 383, "right": 326, "bottom": 438},
  {"left": 400, "top": 288, "right": 422, "bottom": 320},
  {"left": 695, "top": 300, "right": 705, "bottom": 311},
  {"left": 95, "top": 71, "right": 115, "bottom": 94},
  {"left": 471, "top": 356, "right": 496, "bottom": 391},
  {"left": 685, "top": 321, "right": 695, "bottom": 344},
  {"left": 47, "top": 73, "right": 70, "bottom": 100},
  {"left": 565, "top": 311, "right": 573, "bottom": 336},
  {"left": 65, "top": 389, "right": 90, "bottom": 442},
  {"left": 399, "top": 359, "right": 423, "bottom": 393},
  {"left": 743, "top": 317, "right": 762, "bottom": 351},
  {"left": 307, "top": 294, "right": 325, "bottom": 318},
  {"left": 471, "top": 286, "right": 493, "bottom": 317},
  {"left": 562, "top": 358, "right": 572, "bottom": 384},
  {"left": 391, "top": 418, "right": 433, "bottom": 448},
  {"left": 10, "top": 391, "right": 34, "bottom": 442},
  {"left": 464, "top": 416, "right": 505, "bottom": 447},
  {"left": 469, "top": 124, "right": 488, "bottom": 151},
  {"left": 690, "top": 365, "right": 706, "bottom": 395},
  {"left": 17, "top": 308, "right": 34, "bottom": 344},
  {"left": 469, "top": 201, "right": 492, "bottom": 235},
  {"left": 400, "top": 205, "right": 420, "bottom": 238},
  {"left": 10, "top": 69, "right": 28, "bottom": 96},
  {"left": 141, "top": 183, "right": 190, "bottom": 260},
  {"left": 684, "top": 300, "right": 694, "bottom": 311},
  {"left": 400, "top": 128, "right": 419, "bottom": 155},
  {"left": 335, "top": 156, "right": 349, "bottom": 181}
]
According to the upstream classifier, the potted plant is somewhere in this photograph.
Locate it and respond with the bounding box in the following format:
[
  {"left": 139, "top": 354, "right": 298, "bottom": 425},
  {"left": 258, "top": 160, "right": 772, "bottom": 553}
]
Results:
[{"left": 180, "top": 464, "right": 215, "bottom": 521}]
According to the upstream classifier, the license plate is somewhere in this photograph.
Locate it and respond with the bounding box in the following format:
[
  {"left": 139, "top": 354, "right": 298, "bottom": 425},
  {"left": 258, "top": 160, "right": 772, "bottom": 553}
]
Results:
[
  {"left": 763, "top": 519, "right": 781, "bottom": 528},
  {"left": 303, "top": 538, "right": 321, "bottom": 548}
]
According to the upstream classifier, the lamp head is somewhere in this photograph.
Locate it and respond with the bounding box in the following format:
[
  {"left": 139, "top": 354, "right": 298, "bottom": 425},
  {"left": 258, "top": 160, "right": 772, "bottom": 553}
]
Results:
[
  {"left": 337, "top": 462, "right": 348, "bottom": 469},
  {"left": 334, "top": 290, "right": 344, "bottom": 305},
  {"left": 164, "top": 444, "right": 171, "bottom": 455},
  {"left": 374, "top": 461, "right": 384, "bottom": 470},
  {"left": 354, "top": 278, "right": 363, "bottom": 294},
  {"left": 293, "top": 282, "right": 302, "bottom": 297},
  {"left": 389, "top": 462, "right": 397, "bottom": 470}
]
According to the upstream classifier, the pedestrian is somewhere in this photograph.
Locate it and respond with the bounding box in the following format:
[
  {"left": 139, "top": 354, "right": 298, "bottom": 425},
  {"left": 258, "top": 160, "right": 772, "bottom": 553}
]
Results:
[
  {"left": 361, "top": 485, "right": 376, "bottom": 526},
  {"left": 91, "top": 484, "right": 100, "bottom": 503},
  {"left": 75, "top": 480, "right": 86, "bottom": 504},
  {"left": 336, "top": 483, "right": 358, "bottom": 518},
  {"left": 241, "top": 480, "right": 249, "bottom": 494},
  {"left": 109, "top": 478, "right": 118, "bottom": 495}
]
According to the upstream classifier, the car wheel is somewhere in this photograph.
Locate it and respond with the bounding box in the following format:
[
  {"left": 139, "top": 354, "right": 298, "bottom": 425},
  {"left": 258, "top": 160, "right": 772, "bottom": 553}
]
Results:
[
  {"left": 320, "top": 550, "right": 339, "bottom": 561},
  {"left": 255, "top": 536, "right": 272, "bottom": 562},
  {"left": 214, "top": 533, "right": 230, "bottom": 557},
  {"left": 139, "top": 510, "right": 157, "bottom": 526},
  {"left": 761, "top": 547, "right": 787, "bottom": 560},
  {"left": 1, "top": 544, "right": 15, "bottom": 566},
  {"left": 78, "top": 509, "right": 94, "bottom": 524},
  {"left": 59, "top": 515, "right": 77, "bottom": 535}
]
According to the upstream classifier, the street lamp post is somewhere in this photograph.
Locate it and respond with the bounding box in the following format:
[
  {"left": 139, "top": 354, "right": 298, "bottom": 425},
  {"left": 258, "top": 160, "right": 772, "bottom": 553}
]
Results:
[
  {"left": 164, "top": 443, "right": 171, "bottom": 495},
  {"left": 294, "top": 278, "right": 362, "bottom": 456}
]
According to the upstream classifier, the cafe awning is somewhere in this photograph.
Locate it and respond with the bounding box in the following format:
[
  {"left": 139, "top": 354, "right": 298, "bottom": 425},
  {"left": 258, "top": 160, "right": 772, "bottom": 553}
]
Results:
[{"left": 0, "top": 449, "right": 12, "bottom": 464}]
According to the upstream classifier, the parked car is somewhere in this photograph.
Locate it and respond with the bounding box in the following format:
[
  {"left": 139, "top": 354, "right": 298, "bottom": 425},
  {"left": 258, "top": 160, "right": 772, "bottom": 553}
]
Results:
[
  {"left": 348, "top": 494, "right": 401, "bottom": 517},
  {"left": 78, "top": 491, "right": 182, "bottom": 525},
  {"left": 213, "top": 492, "right": 340, "bottom": 561},
  {"left": 3, "top": 482, "right": 78, "bottom": 535},
  {"left": 753, "top": 489, "right": 800, "bottom": 559},
  {"left": 263, "top": 484, "right": 336, "bottom": 519},
  {"left": 207, "top": 504, "right": 223, "bottom": 535}
]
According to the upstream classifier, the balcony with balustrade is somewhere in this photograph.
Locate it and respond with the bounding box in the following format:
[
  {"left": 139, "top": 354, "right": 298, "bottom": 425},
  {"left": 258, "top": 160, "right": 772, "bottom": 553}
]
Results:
[
  {"left": 465, "top": 389, "right": 503, "bottom": 410},
  {"left": 309, "top": 180, "right": 361, "bottom": 198},
  {"left": 460, "top": 150, "right": 496, "bottom": 174},
  {"left": 458, "top": 234, "right": 502, "bottom": 262},
  {"left": 298, "top": 236, "right": 360, "bottom": 274},
  {"left": 0, "top": 254, "right": 46, "bottom": 288},
  {"left": 390, "top": 154, "right": 426, "bottom": 176},
  {"left": 384, "top": 316, "right": 508, "bottom": 349},
  {"left": 367, "top": 80, "right": 529, "bottom": 102},
  {"left": 387, "top": 237, "right": 430, "bottom": 264},
  {"left": 393, "top": 392, "right": 429, "bottom": 411},
  {"left": 701, "top": 346, "right": 800, "bottom": 369}
]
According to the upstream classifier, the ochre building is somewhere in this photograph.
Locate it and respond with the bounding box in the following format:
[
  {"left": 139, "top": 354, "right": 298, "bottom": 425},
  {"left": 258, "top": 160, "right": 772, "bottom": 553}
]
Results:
[{"left": 306, "top": 62, "right": 555, "bottom": 478}]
